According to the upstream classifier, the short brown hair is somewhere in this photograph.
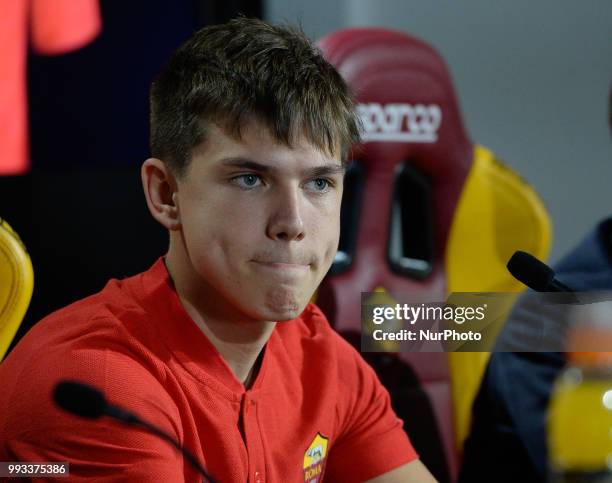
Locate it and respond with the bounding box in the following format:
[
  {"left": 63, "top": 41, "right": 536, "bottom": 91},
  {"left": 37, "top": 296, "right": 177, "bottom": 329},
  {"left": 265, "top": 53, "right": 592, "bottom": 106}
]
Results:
[{"left": 150, "top": 17, "right": 360, "bottom": 176}]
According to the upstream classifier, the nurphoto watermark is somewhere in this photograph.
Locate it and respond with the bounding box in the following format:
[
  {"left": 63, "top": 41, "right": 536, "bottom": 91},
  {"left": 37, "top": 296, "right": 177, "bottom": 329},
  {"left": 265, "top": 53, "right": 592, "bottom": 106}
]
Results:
[{"left": 361, "top": 292, "right": 612, "bottom": 353}]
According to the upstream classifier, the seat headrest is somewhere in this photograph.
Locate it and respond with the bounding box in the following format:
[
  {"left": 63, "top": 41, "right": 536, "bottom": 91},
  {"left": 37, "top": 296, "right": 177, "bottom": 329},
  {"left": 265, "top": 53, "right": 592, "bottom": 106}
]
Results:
[
  {"left": 318, "top": 28, "right": 472, "bottom": 180},
  {"left": 318, "top": 28, "right": 474, "bottom": 283}
]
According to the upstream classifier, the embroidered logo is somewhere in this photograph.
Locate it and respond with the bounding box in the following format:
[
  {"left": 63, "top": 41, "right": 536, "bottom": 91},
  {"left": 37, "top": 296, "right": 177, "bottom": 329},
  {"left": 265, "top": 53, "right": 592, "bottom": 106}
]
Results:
[{"left": 303, "top": 433, "right": 329, "bottom": 482}]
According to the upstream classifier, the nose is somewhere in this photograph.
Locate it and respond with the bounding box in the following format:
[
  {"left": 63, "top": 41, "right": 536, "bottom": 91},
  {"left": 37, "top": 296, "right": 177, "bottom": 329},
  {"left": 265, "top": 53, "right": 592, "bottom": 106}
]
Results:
[{"left": 266, "top": 186, "right": 305, "bottom": 242}]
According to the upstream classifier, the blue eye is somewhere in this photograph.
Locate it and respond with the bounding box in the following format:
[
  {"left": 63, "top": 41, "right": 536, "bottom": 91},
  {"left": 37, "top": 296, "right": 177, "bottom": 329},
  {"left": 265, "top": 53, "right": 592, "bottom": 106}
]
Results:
[
  {"left": 232, "top": 174, "right": 262, "bottom": 189},
  {"left": 305, "top": 178, "right": 332, "bottom": 192}
]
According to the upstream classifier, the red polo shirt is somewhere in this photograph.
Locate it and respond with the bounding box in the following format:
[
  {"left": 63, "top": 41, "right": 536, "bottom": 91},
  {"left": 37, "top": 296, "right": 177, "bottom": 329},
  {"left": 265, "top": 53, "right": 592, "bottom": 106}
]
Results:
[{"left": 0, "top": 258, "right": 417, "bottom": 482}]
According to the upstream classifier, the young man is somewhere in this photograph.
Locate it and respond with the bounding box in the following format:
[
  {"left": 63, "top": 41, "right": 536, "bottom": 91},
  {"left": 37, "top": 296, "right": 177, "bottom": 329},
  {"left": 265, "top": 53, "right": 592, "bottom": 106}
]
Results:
[{"left": 0, "top": 18, "right": 435, "bottom": 482}]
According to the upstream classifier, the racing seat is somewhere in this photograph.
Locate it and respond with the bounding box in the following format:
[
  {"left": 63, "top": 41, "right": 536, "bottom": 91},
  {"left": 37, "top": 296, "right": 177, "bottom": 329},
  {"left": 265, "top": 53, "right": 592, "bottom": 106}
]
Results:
[
  {"left": 316, "top": 28, "right": 551, "bottom": 481},
  {"left": 0, "top": 218, "right": 34, "bottom": 360}
]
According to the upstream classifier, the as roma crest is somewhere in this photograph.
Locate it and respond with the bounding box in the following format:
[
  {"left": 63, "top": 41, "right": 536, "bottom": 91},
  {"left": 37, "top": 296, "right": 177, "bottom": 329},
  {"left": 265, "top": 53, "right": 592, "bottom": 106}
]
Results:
[{"left": 303, "top": 433, "right": 329, "bottom": 482}]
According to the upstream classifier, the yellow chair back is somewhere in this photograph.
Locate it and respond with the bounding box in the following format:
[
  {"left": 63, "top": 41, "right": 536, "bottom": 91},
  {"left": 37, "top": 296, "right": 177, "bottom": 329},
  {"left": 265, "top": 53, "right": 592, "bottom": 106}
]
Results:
[
  {"left": 0, "top": 218, "right": 34, "bottom": 360},
  {"left": 445, "top": 145, "right": 552, "bottom": 448}
]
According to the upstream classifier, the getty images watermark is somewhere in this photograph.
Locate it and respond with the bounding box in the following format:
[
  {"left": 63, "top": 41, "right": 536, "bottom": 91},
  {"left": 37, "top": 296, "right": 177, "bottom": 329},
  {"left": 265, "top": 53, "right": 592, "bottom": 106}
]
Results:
[
  {"left": 360, "top": 292, "right": 612, "bottom": 353},
  {"left": 371, "top": 302, "right": 487, "bottom": 341},
  {"left": 361, "top": 292, "right": 507, "bottom": 353}
]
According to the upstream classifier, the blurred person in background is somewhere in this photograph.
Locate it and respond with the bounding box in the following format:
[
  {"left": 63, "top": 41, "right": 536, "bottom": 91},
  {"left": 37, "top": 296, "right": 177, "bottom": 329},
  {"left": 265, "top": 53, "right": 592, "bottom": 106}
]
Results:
[{"left": 459, "top": 86, "right": 612, "bottom": 483}]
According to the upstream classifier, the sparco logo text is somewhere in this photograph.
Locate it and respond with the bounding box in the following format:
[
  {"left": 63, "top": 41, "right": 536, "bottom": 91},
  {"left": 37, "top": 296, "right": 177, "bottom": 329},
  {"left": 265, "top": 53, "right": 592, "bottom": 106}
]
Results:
[{"left": 357, "top": 103, "right": 442, "bottom": 143}]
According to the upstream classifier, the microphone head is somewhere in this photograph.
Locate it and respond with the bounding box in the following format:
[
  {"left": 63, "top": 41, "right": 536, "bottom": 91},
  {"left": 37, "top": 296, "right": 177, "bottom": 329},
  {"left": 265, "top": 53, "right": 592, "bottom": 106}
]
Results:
[
  {"left": 53, "top": 380, "right": 108, "bottom": 419},
  {"left": 507, "top": 250, "right": 555, "bottom": 292}
]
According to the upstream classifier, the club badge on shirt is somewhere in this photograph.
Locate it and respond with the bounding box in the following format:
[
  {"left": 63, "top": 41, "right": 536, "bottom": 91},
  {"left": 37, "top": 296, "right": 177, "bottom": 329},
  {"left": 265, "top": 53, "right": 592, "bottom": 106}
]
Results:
[{"left": 303, "top": 432, "right": 329, "bottom": 482}]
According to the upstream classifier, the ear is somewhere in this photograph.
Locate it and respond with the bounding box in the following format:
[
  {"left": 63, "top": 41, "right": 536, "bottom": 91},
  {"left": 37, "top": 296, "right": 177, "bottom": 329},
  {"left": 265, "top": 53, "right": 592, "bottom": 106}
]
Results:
[{"left": 141, "top": 158, "right": 181, "bottom": 231}]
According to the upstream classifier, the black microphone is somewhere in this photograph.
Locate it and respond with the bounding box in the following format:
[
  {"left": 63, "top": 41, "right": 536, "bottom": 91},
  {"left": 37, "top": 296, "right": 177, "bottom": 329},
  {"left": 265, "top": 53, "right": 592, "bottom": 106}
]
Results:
[
  {"left": 507, "top": 250, "right": 576, "bottom": 294},
  {"left": 53, "top": 380, "right": 215, "bottom": 483}
]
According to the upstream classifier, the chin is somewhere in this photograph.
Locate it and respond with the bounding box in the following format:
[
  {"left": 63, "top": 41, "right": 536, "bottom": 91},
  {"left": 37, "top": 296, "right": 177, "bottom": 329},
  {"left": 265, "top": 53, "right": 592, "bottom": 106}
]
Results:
[
  {"left": 266, "top": 306, "right": 304, "bottom": 322},
  {"left": 260, "top": 286, "right": 309, "bottom": 321}
]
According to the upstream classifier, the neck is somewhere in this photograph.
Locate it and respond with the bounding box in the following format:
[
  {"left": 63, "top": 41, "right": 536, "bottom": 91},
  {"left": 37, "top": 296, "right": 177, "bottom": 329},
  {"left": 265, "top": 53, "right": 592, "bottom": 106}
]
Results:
[
  {"left": 165, "top": 242, "right": 276, "bottom": 388},
  {"left": 180, "top": 296, "right": 275, "bottom": 388}
]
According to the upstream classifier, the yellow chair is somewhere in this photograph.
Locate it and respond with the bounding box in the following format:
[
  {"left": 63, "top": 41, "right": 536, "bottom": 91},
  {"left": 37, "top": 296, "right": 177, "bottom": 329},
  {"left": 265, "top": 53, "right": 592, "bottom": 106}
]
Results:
[
  {"left": 445, "top": 145, "right": 551, "bottom": 449},
  {"left": 0, "top": 218, "right": 34, "bottom": 360}
]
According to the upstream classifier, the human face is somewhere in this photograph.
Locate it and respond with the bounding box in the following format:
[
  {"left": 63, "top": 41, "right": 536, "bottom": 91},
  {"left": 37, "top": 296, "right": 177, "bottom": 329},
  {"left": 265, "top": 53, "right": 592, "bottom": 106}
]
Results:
[{"left": 174, "top": 121, "right": 344, "bottom": 322}]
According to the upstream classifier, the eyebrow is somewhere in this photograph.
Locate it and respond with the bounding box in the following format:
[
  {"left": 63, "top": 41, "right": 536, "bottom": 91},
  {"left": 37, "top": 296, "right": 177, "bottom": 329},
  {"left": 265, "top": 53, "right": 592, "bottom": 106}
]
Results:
[{"left": 219, "top": 157, "right": 346, "bottom": 177}]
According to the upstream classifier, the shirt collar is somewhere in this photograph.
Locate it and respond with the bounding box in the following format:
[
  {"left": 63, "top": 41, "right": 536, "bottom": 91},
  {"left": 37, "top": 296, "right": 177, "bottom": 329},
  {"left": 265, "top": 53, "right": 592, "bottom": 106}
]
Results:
[{"left": 129, "top": 257, "right": 275, "bottom": 400}]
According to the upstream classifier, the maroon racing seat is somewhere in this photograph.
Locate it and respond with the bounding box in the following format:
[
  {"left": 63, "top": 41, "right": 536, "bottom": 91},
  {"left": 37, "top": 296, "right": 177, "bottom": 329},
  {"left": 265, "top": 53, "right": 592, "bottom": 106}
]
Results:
[{"left": 316, "top": 27, "right": 551, "bottom": 482}]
